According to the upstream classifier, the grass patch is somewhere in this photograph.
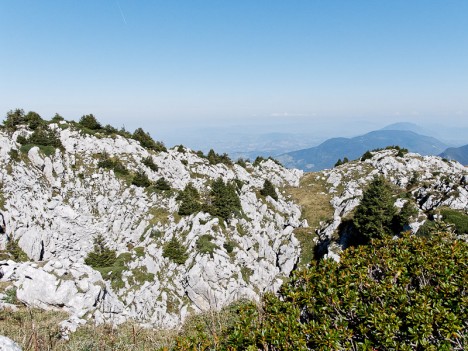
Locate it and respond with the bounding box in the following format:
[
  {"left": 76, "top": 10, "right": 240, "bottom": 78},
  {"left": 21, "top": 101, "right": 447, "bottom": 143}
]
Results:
[
  {"left": 148, "top": 207, "right": 172, "bottom": 226},
  {"left": 284, "top": 172, "right": 334, "bottom": 265},
  {"left": 439, "top": 208, "right": 468, "bottom": 234},
  {"left": 0, "top": 306, "right": 176, "bottom": 351},
  {"left": 20, "top": 144, "right": 56, "bottom": 157},
  {"left": 128, "top": 267, "right": 155, "bottom": 286},
  {"left": 293, "top": 228, "right": 318, "bottom": 266},
  {"left": 284, "top": 172, "right": 334, "bottom": 232}
]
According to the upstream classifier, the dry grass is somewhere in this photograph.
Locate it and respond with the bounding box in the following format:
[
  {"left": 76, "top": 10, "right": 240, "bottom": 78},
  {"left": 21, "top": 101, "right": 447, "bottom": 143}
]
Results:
[
  {"left": 0, "top": 305, "right": 176, "bottom": 351},
  {"left": 0, "top": 300, "right": 252, "bottom": 351},
  {"left": 284, "top": 172, "right": 334, "bottom": 266}
]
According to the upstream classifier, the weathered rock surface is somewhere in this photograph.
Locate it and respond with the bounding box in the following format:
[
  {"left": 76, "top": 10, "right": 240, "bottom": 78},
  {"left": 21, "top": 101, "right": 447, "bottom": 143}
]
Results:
[
  {"left": 0, "top": 336, "right": 22, "bottom": 351},
  {"left": 0, "top": 124, "right": 303, "bottom": 330},
  {"left": 315, "top": 149, "right": 467, "bottom": 260}
]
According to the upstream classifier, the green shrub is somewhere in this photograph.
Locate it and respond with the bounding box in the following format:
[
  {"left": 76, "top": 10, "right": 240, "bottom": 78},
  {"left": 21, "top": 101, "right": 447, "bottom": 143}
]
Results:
[
  {"left": 175, "top": 232, "right": 468, "bottom": 350},
  {"left": 3, "top": 109, "right": 26, "bottom": 129},
  {"left": 360, "top": 150, "right": 373, "bottom": 161},
  {"left": 79, "top": 114, "right": 102, "bottom": 130},
  {"left": 8, "top": 149, "right": 19, "bottom": 162},
  {"left": 163, "top": 237, "right": 188, "bottom": 265},
  {"left": 236, "top": 158, "right": 247, "bottom": 168},
  {"left": 260, "top": 179, "right": 278, "bottom": 201},
  {"left": 132, "top": 128, "right": 167, "bottom": 152},
  {"left": 334, "top": 158, "right": 343, "bottom": 167},
  {"left": 177, "top": 183, "right": 202, "bottom": 216},
  {"left": 97, "top": 153, "right": 129, "bottom": 176},
  {"left": 207, "top": 149, "right": 232, "bottom": 166},
  {"left": 26, "top": 126, "right": 63, "bottom": 148},
  {"left": 439, "top": 208, "right": 468, "bottom": 234},
  {"left": 154, "top": 177, "right": 171, "bottom": 191},
  {"left": 6, "top": 240, "right": 29, "bottom": 262},
  {"left": 223, "top": 241, "right": 235, "bottom": 254},
  {"left": 196, "top": 235, "right": 218, "bottom": 258},
  {"left": 177, "top": 145, "right": 185, "bottom": 153},
  {"left": 142, "top": 156, "right": 158, "bottom": 171},
  {"left": 3, "top": 287, "right": 18, "bottom": 305},
  {"left": 84, "top": 234, "right": 117, "bottom": 268},
  {"left": 132, "top": 170, "right": 151, "bottom": 188}
]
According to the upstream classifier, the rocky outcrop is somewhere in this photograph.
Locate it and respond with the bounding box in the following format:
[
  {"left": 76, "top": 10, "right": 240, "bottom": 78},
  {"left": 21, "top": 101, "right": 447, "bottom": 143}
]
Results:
[
  {"left": 0, "top": 124, "right": 304, "bottom": 330},
  {"left": 0, "top": 336, "right": 22, "bottom": 351},
  {"left": 315, "top": 149, "right": 467, "bottom": 260}
]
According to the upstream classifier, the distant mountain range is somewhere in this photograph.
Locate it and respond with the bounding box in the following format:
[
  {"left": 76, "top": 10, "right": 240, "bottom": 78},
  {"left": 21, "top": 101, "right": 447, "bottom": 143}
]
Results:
[
  {"left": 277, "top": 129, "right": 449, "bottom": 171},
  {"left": 439, "top": 144, "right": 468, "bottom": 165}
]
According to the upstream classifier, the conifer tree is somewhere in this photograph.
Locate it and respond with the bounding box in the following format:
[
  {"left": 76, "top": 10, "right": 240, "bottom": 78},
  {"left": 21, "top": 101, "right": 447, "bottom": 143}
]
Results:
[
  {"left": 260, "top": 179, "right": 278, "bottom": 201},
  {"left": 353, "top": 176, "right": 396, "bottom": 240}
]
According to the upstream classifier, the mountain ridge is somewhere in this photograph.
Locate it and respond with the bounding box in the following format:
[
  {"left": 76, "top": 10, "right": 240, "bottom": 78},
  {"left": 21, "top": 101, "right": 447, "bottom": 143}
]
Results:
[{"left": 277, "top": 129, "right": 448, "bottom": 171}]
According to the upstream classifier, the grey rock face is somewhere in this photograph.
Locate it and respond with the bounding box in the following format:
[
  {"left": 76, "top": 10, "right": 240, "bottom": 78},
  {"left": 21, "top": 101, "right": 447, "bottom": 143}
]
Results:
[
  {"left": 0, "top": 336, "right": 22, "bottom": 351},
  {"left": 0, "top": 126, "right": 304, "bottom": 329},
  {"left": 316, "top": 149, "right": 467, "bottom": 261}
]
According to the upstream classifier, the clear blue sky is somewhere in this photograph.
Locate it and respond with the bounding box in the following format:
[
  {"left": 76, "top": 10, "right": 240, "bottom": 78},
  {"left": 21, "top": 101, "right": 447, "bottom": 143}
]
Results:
[{"left": 1, "top": 1, "right": 467, "bottom": 145}]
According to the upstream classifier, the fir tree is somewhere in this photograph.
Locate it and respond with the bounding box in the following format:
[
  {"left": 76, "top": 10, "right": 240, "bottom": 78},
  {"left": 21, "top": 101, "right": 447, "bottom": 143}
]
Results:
[
  {"left": 260, "top": 179, "right": 278, "bottom": 201},
  {"left": 353, "top": 176, "right": 396, "bottom": 240}
]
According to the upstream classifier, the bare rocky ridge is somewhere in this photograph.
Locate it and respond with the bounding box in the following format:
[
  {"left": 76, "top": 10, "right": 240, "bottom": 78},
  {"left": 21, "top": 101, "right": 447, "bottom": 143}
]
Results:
[{"left": 0, "top": 123, "right": 303, "bottom": 333}]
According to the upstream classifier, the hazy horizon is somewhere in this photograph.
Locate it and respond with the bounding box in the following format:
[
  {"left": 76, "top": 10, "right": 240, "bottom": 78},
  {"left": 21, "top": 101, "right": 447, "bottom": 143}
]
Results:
[{"left": 1, "top": 1, "right": 468, "bottom": 153}]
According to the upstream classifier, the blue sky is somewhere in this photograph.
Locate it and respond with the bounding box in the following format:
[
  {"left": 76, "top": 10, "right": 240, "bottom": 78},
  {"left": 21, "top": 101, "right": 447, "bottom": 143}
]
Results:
[{"left": 1, "top": 1, "right": 467, "bottom": 147}]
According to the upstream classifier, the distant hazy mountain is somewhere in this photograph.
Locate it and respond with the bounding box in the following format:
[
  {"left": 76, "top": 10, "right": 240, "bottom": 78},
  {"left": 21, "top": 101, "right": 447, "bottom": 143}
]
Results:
[
  {"left": 381, "top": 122, "right": 431, "bottom": 135},
  {"left": 439, "top": 144, "right": 468, "bottom": 165},
  {"left": 277, "top": 130, "right": 448, "bottom": 171}
]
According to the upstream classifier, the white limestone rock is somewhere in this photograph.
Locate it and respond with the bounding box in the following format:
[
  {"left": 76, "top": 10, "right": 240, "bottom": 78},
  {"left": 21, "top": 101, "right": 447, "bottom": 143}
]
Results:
[{"left": 0, "top": 336, "right": 22, "bottom": 351}]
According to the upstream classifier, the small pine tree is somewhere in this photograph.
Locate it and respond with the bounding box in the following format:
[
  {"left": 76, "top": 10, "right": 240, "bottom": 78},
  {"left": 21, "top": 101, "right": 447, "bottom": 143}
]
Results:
[
  {"left": 142, "top": 156, "right": 158, "bottom": 171},
  {"left": 84, "top": 234, "right": 117, "bottom": 268},
  {"left": 334, "top": 159, "right": 343, "bottom": 167},
  {"left": 353, "top": 176, "right": 396, "bottom": 241},
  {"left": 208, "top": 178, "right": 242, "bottom": 220},
  {"left": 392, "top": 201, "right": 418, "bottom": 233},
  {"left": 132, "top": 170, "right": 151, "bottom": 188},
  {"left": 154, "top": 177, "right": 171, "bottom": 191},
  {"left": 177, "top": 183, "right": 202, "bottom": 215},
  {"left": 361, "top": 150, "right": 373, "bottom": 161},
  {"left": 163, "top": 236, "right": 188, "bottom": 264},
  {"left": 207, "top": 149, "right": 218, "bottom": 165},
  {"left": 260, "top": 179, "right": 278, "bottom": 201}
]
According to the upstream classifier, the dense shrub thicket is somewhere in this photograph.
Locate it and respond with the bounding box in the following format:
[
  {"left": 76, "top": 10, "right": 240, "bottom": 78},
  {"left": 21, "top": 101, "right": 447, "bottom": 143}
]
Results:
[{"left": 174, "top": 231, "right": 468, "bottom": 350}]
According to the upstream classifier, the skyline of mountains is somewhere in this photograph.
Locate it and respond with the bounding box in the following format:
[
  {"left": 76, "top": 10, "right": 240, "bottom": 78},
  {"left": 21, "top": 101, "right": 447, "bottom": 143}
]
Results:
[{"left": 276, "top": 129, "right": 451, "bottom": 171}]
